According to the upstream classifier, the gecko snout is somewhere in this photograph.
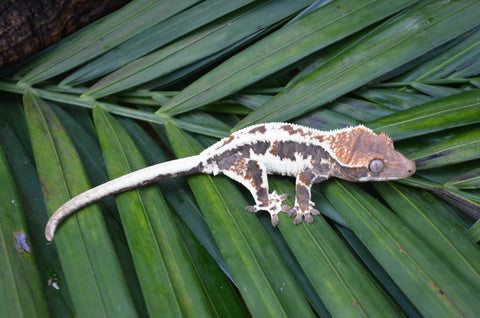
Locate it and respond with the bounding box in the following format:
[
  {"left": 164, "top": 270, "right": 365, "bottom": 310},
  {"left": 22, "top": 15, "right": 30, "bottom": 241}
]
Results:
[{"left": 405, "top": 159, "right": 416, "bottom": 176}]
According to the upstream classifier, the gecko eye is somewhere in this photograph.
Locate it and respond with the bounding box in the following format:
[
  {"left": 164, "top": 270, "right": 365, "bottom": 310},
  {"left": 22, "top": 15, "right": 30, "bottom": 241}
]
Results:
[{"left": 369, "top": 159, "right": 384, "bottom": 174}]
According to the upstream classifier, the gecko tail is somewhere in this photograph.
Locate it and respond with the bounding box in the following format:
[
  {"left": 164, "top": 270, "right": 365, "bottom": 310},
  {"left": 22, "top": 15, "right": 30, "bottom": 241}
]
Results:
[{"left": 45, "top": 155, "right": 203, "bottom": 241}]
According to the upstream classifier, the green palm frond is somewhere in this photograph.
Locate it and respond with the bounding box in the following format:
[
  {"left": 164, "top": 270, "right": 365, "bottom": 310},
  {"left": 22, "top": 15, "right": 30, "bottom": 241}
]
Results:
[{"left": 1, "top": 0, "right": 480, "bottom": 317}]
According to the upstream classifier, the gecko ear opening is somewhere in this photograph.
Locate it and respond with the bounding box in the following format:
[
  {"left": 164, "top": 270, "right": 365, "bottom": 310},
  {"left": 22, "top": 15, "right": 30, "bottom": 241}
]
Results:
[{"left": 369, "top": 159, "right": 384, "bottom": 174}]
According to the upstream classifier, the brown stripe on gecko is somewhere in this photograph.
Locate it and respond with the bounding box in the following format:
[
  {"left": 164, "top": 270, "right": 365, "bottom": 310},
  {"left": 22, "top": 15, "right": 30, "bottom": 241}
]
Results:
[
  {"left": 269, "top": 141, "right": 297, "bottom": 160},
  {"left": 298, "top": 168, "right": 317, "bottom": 185},
  {"left": 270, "top": 141, "right": 333, "bottom": 163},
  {"left": 246, "top": 160, "right": 268, "bottom": 204},
  {"left": 312, "top": 135, "right": 326, "bottom": 143},
  {"left": 218, "top": 157, "right": 269, "bottom": 206},
  {"left": 214, "top": 140, "right": 335, "bottom": 165},
  {"left": 295, "top": 184, "right": 311, "bottom": 211},
  {"left": 280, "top": 124, "right": 312, "bottom": 137},
  {"left": 215, "top": 135, "right": 235, "bottom": 150},
  {"left": 296, "top": 171, "right": 314, "bottom": 211},
  {"left": 208, "top": 141, "right": 272, "bottom": 167},
  {"left": 248, "top": 125, "right": 267, "bottom": 134}
]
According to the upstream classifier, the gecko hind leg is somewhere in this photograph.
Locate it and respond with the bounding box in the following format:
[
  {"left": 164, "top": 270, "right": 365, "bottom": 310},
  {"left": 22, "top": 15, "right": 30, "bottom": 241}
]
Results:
[
  {"left": 220, "top": 158, "right": 290, "bottom": 226},
  {"left": 290, "top": 170, "right": 325, "bottom": 225}
]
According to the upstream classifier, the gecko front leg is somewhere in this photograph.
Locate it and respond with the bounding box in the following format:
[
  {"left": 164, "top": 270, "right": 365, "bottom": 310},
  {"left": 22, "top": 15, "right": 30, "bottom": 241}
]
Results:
[
  {"left": 218, "top": 157, "right": 290, "bottom": 226},
  {"left": 288, "top": 169, "right": 327, "bottom": 225}
]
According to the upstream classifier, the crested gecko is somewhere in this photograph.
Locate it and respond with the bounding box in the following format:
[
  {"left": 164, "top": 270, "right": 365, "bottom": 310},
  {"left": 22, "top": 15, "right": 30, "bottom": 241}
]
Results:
[{"left": 45, "top": 122, "right": 415, "bottom": 241}]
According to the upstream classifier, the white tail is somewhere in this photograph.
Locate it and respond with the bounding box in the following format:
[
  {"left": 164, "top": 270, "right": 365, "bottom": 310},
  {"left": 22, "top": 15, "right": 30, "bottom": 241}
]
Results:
[{"left": 45, "top": 155, "right": 202, "bottom": 241}]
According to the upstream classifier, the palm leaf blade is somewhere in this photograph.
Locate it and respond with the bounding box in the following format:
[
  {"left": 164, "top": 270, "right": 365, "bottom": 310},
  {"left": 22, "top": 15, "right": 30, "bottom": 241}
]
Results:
[
  {"left": 93, "top": 106, "right": 212, "bottom": 316},
  {"left": 61, "top": 0, "right": 256, "bottom": 86},
  {"left": 323, "top": 180, "right": 480, "bottom": 317},
  {"left": 236, "top": 0, "right": 480, "bottom": 127},
  {"left": 85, "top": 0, "right": 314, "bottom": 98},
  {"left": 160, "top": 0, "right": 417, "bottom": 116},
  {"left": 375, "top": 183, "right": 480, "bottom": 285},
  {"left": 368, "top": 89, "right": 480, "bottom": 139},
  {"left": 0, "top": 146, "right": 49, "bottom": 317},
  {"left": 23, "top": 92, "right": 137, "bottom": 317},
  {"left": 272, "top": 179, "right": 399, "bottom": 317}
]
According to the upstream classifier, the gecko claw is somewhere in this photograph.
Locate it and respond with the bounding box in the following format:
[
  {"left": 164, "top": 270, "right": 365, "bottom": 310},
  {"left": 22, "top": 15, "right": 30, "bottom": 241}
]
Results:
[{"left": 271, "top": 214, "right": 279, "bottom": 227}]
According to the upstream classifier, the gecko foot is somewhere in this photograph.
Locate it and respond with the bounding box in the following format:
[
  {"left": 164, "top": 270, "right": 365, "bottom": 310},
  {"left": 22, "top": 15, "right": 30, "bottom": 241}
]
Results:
[
  {"left": 291, "top": 201, "right": 320, "bottom": 225},
  {"left": 245, "top": 191, "right": 290, "bottom": 226}
]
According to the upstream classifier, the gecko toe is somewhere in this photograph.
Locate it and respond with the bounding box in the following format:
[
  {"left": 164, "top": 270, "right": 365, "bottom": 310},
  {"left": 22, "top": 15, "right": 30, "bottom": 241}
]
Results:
[
  {"left": 304, "top": 214, "right": 314, "bottom": 223},
  {"left": 311, "top": 208, "right": 320, "bottom": 216},
  {"left": 246, "top": 205, "right": 257, "bottom": 212},
  {"left": 282, "top": 205, "right": 296, "bottom": 217},
  {"left": 293, "top": 215, "right": 303, "bottom": 225},
  {"left": 271, "top": 214, "right": 279, "bottom": 227}
]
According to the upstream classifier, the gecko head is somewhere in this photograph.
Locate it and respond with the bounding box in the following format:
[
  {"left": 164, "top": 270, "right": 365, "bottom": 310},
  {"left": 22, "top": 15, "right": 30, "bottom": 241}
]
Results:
[
  {"left": 354, "top": 143, "right": 416, "bottom": 182},
  {"left": 328, "top": 126, "right": 416, "bottom": 182}
]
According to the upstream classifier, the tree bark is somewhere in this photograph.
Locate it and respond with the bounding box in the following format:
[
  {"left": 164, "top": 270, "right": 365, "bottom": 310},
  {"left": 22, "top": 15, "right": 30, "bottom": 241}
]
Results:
[{"left": 0, "top": 0, "right": 130, "bottom": 68}]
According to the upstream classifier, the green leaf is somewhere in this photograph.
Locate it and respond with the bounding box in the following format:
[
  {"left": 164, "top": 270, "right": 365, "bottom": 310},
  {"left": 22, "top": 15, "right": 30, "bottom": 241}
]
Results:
[
  {"left": 432, "top": 186, "right": 480, "bottom": 220},
  {"left": 61, "top": 0, "right": 257, "bottom": 86},
  {"left": 375, "top": 183, "right": 480, "bottom": 286},
  {"left": 235, "top": 0, "right": 480, "bottom": 127},
  {"left": 368, "top": 89, "right": 480, "bottom": 140},
  {"left": 161, "top": 0, "right": 417, "bottom": 117},
  {"left": 17, "top": 0, "right": 200, "bottom": 84},
  {"left": 23, "top": 91, "right": 137, "bottom": 317},
  {"left": 354, "top": 88, "right": 433, "bottom": 110},
  {"left": 173, "top": 214, "right": 249, "bottom": 317},
  {"left": 0, "top": 97, "right": 74, "bottom": 315},
  {"left": 85, "top": 0, "right": 313, "bottom": 98},
  {"left": 397, "top": 26, "right": 480, "bottom": 81},
  {"left": 93, "top": 105, "right": 212, "bottom": 317},
  {"left": 329, "top": 97, "right": 395, "bottom": 122},
  {"left": 0, "top": 82, "right": 228, "bottom": 138},
  {"left": 468, "top": 219, "right": 480, "bottom": 243},
  {"left": 0, "top": 146, "right": 49, "bottom": 317},
  {"left": 409, "top": 83, "right": 460, "bottom": 98},
  {"left": 323, "top": 180, "right": 480, "bottom": 317},
  {"left": 408, "top": 127, "right": 480, "bottom": 169},
  {"left": 446, "top": 167, "right": 480, "bottom": 189},
  {"left": 271, "top": 179, "right": 399, "bottom": 317}
]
